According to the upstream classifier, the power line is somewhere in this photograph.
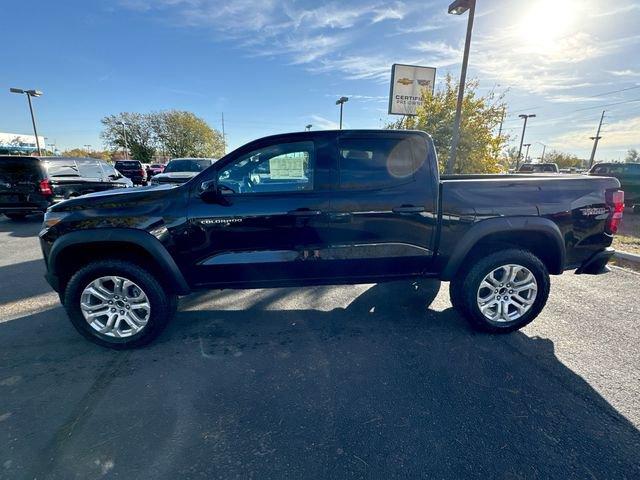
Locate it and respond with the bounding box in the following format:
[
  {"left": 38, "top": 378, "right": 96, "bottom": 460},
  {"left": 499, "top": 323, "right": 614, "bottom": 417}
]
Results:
[{"left": 504, "top": 84, "right": 640, "bottom": 120}]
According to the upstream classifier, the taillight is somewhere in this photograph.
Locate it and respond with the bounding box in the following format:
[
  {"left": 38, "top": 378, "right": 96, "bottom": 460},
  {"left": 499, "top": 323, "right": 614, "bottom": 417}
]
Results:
[
  {"left": 39, "top": 179, "right": 53, "bottom": 196},
  {"left": 606, "top": 189, "right": 624, "bottom": 235}
]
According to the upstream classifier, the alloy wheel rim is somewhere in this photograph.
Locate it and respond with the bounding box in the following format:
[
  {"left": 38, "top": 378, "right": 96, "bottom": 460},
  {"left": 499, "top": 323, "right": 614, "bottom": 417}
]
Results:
[
  {"left": 80, "top": 276, "right": 150, "bottom": 338},
  {"left": 476, "top": 264, "right": 537, "bottom": 323}
]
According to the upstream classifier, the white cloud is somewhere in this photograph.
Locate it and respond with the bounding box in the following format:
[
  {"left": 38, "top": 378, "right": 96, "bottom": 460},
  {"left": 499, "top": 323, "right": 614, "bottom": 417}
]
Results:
[
  {"left": 325, "top": 94, "right": 388, "bottom": 103},
  {"left": 608, "top": 69, "right": 640, "bottom": 77},
  {"left": 590, "top": 3, "right": 640, "bottom": 17},
  {"left": 551, "top": 115, "right": 640, "bottom": 150},
  {"left": 309, "top": 114, "right": 339, "bottom": 129}
]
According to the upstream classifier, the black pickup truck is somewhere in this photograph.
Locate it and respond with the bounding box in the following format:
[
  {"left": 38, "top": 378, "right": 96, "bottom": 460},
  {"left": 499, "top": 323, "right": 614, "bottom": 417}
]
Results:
[{"left": 39, "top": 130, "right": 624, "bottom": 348}]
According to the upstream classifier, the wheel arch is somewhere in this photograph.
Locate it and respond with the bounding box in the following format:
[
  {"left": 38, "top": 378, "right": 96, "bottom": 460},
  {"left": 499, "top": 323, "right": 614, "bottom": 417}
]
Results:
[
  {"left": 48, "top": 229, "right": 191, "bottom": 295},
  {"left": 441, "top": 217, "right": 565, "bottom": 280}
]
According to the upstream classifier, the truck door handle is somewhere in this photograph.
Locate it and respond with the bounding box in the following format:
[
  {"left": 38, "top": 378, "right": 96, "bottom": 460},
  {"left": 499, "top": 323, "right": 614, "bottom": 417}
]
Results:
[
  {"left": 392, "top": 205, "right": 425, "bottom": 213},
  {"left": 288, "top": 208, "right": 322, "bottom": 216}
]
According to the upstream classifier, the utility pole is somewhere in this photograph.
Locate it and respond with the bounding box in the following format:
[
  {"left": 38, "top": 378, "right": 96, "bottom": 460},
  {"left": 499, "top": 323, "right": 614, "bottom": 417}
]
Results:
[
  {"left": 516, "top": 114, "right": 536, "bottom": 170},
  {"left": 498, "top": 107, "right": 505, "bottom": 138},
  {"left": 540, "top": 143, "right": 547, "bottom": 161},
  {"left": 445, "top": 0, "right": 476, "bottom": 174},
  {"left": 120, "top": 122, "right": 128, "bottom": 159},
  {"left": 523, "top": 143, "right": 531, "bottom": 163},
  {"left": 221, "top": 112, "right": 226, "bottom": 155},
  {"left": 588, "top": 110, "right": 605, "bottom": 168}
]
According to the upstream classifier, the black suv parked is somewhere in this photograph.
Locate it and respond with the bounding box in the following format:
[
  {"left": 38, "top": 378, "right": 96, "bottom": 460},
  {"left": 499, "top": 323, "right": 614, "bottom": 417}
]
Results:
[
  {"left": 0, "top": 156, "right": 132, "bottom": 219},
  {"left": 39, "top": 130, "right": 623, "bottom": 349},
  {"left": 114, "top": 160, "right": 147, "bottom": 185}
]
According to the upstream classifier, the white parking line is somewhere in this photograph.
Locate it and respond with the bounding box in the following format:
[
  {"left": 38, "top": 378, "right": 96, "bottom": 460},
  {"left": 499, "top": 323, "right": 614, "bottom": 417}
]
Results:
[{"left": 0, "top": 292, "right": 61, "bottom": 323}]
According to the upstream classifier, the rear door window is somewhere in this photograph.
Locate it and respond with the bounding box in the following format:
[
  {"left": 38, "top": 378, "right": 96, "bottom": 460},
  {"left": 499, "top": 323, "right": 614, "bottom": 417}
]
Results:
[
  {"left": 338, "top": 136, "right": 416, "bottom": 190},
  {"left": 77, "top": 161, "right": 103, "bottom": 179}
]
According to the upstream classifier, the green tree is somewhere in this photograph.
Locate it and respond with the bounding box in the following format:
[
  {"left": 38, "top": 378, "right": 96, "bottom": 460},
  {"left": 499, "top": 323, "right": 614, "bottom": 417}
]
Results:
[
  {"left": 386, "top": 74, "right": 507, "bottom": 173},
  {"left": 61, "top": 148, "right": 111, "bottom": 160},
  {"left": 101, "top": 113, "right": 156, "bottom": 162},
  {"left": 153, "top": 110, "right": 224, "bottom": 158},
  {"left": 624, "top": 148, "right": 639, "bottom": 163},
  {"left": 543, "top": 150, "right": 582, "bottom": 169}
]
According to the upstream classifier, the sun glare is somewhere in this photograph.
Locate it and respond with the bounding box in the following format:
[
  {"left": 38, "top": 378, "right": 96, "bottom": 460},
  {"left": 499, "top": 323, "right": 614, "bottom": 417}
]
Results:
[{"left": 517, "top": 0, "right": 580, "bottom": 54}]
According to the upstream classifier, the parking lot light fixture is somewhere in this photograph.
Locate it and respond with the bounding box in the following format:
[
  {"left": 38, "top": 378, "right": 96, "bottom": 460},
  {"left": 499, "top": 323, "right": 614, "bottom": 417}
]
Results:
[
  {"left": 10, "top": 87, "right": 44, "bottom": 155},
  {"left": 305, "top": 124, "right": 312, "bottom": 131},
  {"left": 448, "top": 0, "right": 473, "bottom": 15},
  {"left": 445, "top": 0, "right": 476, "bottom": 174},
  {"left": 336, "top": 96, "right": 349, "bottom": 129}
]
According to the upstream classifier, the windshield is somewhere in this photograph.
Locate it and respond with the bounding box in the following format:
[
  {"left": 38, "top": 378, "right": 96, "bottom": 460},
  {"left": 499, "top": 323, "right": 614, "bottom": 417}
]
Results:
[{"left": 164, "top": 159, "right": 210, "bottom": 173}]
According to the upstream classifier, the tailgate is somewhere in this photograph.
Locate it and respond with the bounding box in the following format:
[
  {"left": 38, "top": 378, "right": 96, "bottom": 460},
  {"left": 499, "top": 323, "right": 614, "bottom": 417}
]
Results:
[{"left": 0, "top": 158, "right": 45, "bottom": 201}]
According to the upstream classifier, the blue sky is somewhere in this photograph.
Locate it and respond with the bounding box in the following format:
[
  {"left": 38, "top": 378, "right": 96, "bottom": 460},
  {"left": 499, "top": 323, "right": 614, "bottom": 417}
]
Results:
[{"left": 1, "top": 0, "right": 639, "bottom": 161}]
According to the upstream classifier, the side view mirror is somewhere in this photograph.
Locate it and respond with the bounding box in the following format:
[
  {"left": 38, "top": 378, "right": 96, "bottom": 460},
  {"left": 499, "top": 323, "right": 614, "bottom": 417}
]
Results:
[{"left": 198, "top": 178, "right": 220, "bottom": 202}]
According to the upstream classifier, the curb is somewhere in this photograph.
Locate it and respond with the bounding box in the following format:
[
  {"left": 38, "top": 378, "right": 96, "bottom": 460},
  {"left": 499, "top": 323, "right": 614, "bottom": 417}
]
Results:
[{"left": 614, "top": 250, "right": 640, "bottom": 264}]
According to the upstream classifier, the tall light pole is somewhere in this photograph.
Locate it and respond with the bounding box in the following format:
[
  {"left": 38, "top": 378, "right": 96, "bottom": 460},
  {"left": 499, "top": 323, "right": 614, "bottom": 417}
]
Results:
[
  {"left": 523, "top": 143, "right": 531, "bottom": 163},
  {"left": 445, "top": 0, "right": 476, "bottom": 174},
  {"left": 336, "top": 96, "right": 349, "bottom": 129},
  {"left": 305, "top": 124, "right": 312, "bottom": 131},
  {"left": 84, "top": 144, "right": 92, "bottom": 153},
  {"left": 120, "top": 121, "right": 129, "bottom": 159},
  {"left": 10, "top": 88, "right": 43, "bottom": 155},
  {"left": 516, "top": 114, "right": 536, "bottom": 170}
]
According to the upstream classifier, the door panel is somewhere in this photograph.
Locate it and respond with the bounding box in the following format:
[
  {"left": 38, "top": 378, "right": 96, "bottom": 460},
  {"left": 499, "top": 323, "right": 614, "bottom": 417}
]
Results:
[
  {"left": 184, "top": 137, "right": 335, "bottom": 287},
  {"left": 320, "top": 133, "right": 437, "bottom": 278},
  {"left": 186, "top": 192, "right": 332, "bottom": 286}
]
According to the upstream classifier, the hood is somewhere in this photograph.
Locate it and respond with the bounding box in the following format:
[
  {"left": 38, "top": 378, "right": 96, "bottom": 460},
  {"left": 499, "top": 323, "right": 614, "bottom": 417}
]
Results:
[{"left": 49, "top": 183, "right": 177, "bottom": 212}]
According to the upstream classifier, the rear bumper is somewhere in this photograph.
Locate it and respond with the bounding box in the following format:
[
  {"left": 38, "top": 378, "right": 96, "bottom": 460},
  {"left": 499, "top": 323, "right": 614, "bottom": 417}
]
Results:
[{"left": 575, "top": 247, "right": 615, "bottom": 275}]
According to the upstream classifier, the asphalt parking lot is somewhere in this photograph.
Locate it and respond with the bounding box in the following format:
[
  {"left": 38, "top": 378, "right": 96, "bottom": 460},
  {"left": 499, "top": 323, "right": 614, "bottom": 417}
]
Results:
[{"left": 1, "top": 215, "right": 639, "bottom": 479}]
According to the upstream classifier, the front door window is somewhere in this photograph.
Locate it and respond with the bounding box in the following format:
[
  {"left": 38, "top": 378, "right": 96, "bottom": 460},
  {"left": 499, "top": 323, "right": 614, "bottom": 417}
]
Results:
[{"left": 218, "top": 141, "right": 314, "bottom": 195}]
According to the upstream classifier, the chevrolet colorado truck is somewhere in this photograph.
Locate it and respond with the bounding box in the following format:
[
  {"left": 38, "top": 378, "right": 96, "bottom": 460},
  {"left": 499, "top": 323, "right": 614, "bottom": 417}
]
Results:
[{"left": 39, "top": 130, "right": 624, "bottom": 348}]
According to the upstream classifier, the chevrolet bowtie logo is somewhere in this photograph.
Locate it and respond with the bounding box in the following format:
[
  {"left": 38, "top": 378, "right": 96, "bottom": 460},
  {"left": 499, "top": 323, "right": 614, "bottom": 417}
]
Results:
[{"left": 396, "top": 77, "right": 413, "bottom": 86}]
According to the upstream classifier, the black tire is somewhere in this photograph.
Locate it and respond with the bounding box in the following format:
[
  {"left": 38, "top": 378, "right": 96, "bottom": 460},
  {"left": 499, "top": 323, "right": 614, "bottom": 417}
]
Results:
[
  {"left": 4, "top": 213, "right": 27, "bottom": 220},
  {"left": 63, "top": 259, "right": 177, "bottom": 349},
  {"left": 450, "top": 249, "right": 550, "bottom": 333}
]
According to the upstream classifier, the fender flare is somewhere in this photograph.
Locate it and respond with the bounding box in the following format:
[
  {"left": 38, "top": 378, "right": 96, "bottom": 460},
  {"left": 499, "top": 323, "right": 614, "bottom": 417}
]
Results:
[
  {"left": 440, "top": 216, "right": 565, "bottom": 280},
  {"left": 48, "top": 228, "right": 191, "bottom": 294}
]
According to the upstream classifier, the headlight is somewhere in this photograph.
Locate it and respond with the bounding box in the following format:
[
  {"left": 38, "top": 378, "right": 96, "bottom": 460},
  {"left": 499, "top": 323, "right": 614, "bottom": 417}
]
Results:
[{"left": 43, "top": 210, "right": 69, "bottom": 229}]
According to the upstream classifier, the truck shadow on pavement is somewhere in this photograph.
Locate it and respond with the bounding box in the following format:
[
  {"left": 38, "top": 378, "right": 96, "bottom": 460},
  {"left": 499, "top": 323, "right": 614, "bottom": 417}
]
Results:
[
  {"left": 1, "top": 280, "right": 639, "bottom": 479},
  {"left": 0, "top": 215, "right": 43, "bottom": 238}
]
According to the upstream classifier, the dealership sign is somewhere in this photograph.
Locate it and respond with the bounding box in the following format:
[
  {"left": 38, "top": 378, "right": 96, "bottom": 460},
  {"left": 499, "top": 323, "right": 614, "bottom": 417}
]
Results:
[{"left": 388, "top": 64, "right": 436, "bottom": 116}]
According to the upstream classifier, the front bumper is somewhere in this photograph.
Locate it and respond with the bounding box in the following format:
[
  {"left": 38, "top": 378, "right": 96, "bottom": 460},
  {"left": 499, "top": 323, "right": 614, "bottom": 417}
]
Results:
[{"left": 575, "top": 247, "right": 615, "bottom": 275}]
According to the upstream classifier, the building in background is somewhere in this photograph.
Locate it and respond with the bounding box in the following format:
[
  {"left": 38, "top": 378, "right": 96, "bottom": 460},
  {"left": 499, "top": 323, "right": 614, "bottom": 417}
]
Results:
[{"left": 0, "top": 132, "right": 47, "bottom": 155}]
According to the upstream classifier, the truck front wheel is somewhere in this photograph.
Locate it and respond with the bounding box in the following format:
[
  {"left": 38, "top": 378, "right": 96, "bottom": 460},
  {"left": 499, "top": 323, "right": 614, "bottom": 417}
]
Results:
[
  {"left": 450, "top": 249, "right": 550, "bottom": 333},
  {"left": 63, "top": 259, "right": 177, "bottom": 349}
]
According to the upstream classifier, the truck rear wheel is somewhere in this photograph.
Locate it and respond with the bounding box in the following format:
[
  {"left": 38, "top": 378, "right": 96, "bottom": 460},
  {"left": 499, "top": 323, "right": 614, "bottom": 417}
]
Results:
[
  {"left": 450, "top": 249, "right": 550, "bottom": 333},
  {"left": 63, "top": 259, "right": 177, "bottom": 349}
]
